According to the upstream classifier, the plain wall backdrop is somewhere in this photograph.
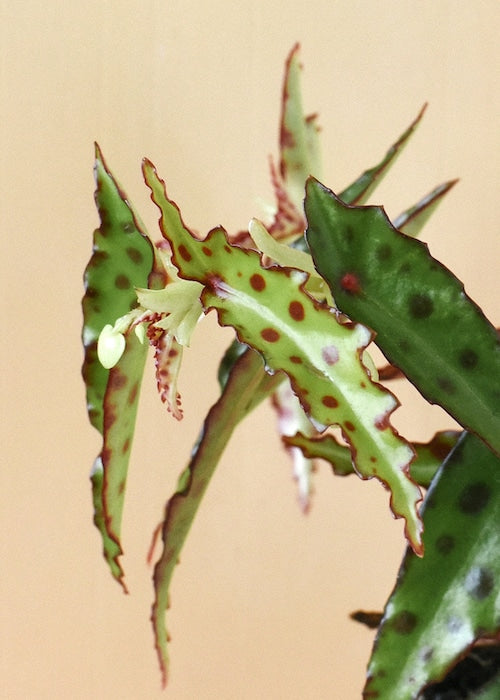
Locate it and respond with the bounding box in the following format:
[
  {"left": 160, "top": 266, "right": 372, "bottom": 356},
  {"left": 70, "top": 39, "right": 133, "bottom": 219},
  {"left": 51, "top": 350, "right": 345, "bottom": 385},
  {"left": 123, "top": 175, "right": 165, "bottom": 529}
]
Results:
[{"left": 1, "top": 2, "right": 498, "bottom": 698}]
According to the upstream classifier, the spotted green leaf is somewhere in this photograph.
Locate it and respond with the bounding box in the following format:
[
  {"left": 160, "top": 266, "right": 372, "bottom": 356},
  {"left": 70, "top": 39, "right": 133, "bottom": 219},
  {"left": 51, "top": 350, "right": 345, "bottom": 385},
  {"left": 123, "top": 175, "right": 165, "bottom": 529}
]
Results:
[
  {"left": 143, "top": 160, "right": 423, "bottom": 555},
  {"left": 82, "top": 145, "right": 156, "bottom": 587},
  {"left": 305, "top": 179, "right": 500, "bottom": 457},
  {"left": 364, "top": 432, "right": 500, "bottom": 699}
]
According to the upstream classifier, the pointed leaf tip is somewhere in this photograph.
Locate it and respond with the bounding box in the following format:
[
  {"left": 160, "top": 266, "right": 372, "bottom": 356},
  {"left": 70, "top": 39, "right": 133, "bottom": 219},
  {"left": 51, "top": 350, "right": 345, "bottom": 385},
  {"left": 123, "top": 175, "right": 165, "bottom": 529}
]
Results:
[
  {"left": 339, "top": 105, "right": 427, "bottom": 206},
  {"left": 83, "top": 147, "right": 155, "bottom": 584}
]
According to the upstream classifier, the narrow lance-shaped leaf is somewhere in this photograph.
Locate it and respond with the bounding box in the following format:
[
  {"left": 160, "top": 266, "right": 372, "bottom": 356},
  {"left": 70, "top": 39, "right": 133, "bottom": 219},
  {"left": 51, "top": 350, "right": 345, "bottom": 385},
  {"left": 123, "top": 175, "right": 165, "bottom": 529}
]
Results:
[
  {"left": 305, "top": 178, "right": 500, "bottom": 457},
  {"left": 394, "top": 179, "right": 458, "bottom": 238},
  {"left": 364, "top": 431, "right": 500, "bottom": 699},
  {"left": 338, "top": 105, "right": 427, "bottom": 206},
  {"left": 143, "top": 160, "right": 423, "bottom": 554},
  {"left": 278, "top": 42, "right": 321, "bottom": 211},
  {"left": 82, "top": 145, "right": 157, "bottom": 587},
  {"left": 151, "top": 347, "right": 282, "bottom": 686}
]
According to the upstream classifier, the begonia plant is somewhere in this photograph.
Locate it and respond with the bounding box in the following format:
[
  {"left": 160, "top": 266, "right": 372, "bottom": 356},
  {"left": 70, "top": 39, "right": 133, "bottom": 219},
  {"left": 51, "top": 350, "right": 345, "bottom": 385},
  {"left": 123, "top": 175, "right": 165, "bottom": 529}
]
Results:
[{"left": 82, "top": 46, "right": 500, "bottom": 698}]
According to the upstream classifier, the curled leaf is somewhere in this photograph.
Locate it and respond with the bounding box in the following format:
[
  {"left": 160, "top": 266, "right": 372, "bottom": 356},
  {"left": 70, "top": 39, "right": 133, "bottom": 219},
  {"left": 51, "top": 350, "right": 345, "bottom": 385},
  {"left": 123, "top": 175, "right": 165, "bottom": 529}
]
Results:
[
  {"left": 278, "top": 43, "right": 322, "bottom": 211},
  {"left": 394, "top": 180, "right": 458, "bottom": 238}
]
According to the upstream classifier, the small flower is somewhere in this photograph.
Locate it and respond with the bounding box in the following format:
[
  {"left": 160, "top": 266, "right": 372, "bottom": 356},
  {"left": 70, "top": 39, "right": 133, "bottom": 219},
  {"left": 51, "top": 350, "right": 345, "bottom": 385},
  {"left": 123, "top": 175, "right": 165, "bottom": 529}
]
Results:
[
  {"left": 96, "top": 278, "right": 203, "bottom": 372},
  {"left": 97, "top": 323, "right": 127, "bottom": 369},
  {"left": 96, "top": 309, "right": 144, "bottom": 369},
  {"left": 135, "top": 280, "right": 203, "bottom": 347}
]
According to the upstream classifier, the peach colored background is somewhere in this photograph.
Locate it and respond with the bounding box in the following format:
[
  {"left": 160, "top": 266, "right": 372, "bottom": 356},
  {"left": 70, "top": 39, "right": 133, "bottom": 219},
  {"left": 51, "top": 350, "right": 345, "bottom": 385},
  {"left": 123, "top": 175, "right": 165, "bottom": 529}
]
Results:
[{"left": 1, "top": 2, "right": 498, "bottom": 698}]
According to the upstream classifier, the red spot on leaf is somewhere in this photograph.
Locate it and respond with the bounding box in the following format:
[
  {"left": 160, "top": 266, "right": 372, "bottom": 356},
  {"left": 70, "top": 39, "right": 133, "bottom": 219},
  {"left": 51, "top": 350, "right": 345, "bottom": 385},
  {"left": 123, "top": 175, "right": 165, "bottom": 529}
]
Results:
[
  {"left": 114, "top": 274, "right": 131, "bottom": 289},
  {"left": 250, "top": 273, "right": 266, "bottom": 291},
  {"left": 128, "top": 381, "right": 139, "bottom": 405},
  {"left": 344, "top": 421, "right": 356, "bottom": 432},
  {"left": 109, "top": 370, "right": 127, "bottom": 391},
  {"left": 126, "top": 246, "right": 143, "bottom": 264},
  {"left": 290, "top": 355, "right": 303, "bottom": 364},
  {"left": 178, "top": 244, "right": 192, "bottom": 262},
  {"left": 122, "top": 438, "right": 130, "bottom": 454},
  {"left": 340, "top": 272, "right": 361, "bottom": 294},
  {"left": 202, "top": 246, "right": 213, "bottom": 257},
  {"left": 322, "top": 395, "right": 339, "bottom": 408},
  {"left": 281, "top": 125, "right": 295, "bottom": 150},
  {"left": 261, "top": 328, "right": 280, "bottom": 343},
  {"left": 289, "top": 300, "right": 305, "bottom": 321}
]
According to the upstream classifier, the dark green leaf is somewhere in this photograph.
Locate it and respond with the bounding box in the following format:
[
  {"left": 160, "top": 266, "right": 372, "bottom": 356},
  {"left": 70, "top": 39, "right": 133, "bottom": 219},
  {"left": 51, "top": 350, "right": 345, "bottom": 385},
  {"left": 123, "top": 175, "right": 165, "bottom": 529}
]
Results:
[
  {"left": 364, "top": 432, "right": 500, "bottom": 700},
  {"left": 305, "top": 179, "right": 500, "bottom": 457}
]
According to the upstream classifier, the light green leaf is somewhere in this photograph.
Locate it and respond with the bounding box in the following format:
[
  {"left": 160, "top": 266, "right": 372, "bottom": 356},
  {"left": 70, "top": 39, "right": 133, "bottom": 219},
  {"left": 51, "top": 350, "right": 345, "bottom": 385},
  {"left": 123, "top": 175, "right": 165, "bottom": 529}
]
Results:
[{"left": 143, "top": 160, "right": 423, "bottom": 555}]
